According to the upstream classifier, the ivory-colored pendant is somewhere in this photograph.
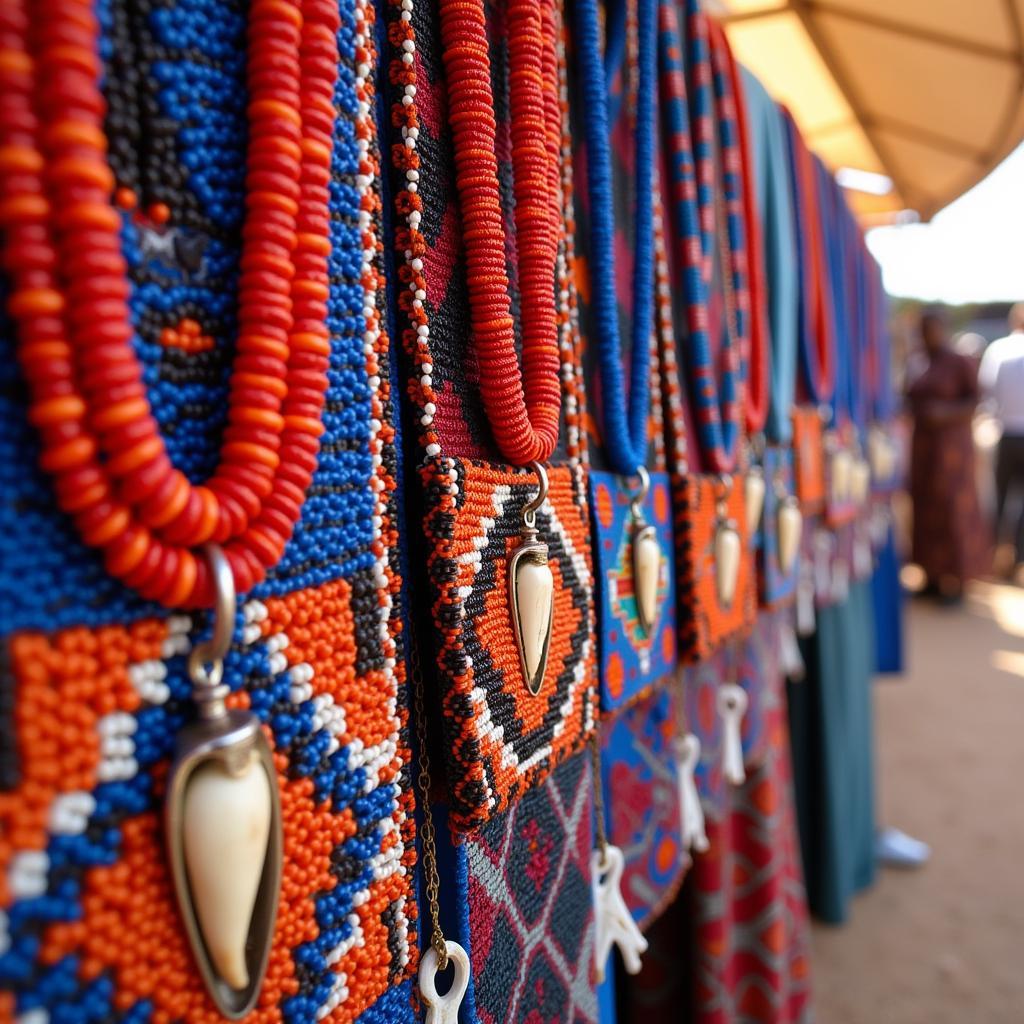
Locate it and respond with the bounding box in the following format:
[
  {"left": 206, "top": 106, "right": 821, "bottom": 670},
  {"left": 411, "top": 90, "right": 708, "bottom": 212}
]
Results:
[
  {"left": 674, "top": 733, "right": 709, "bottom": 853},
  {"left": 592, "top": 844, "right": 648, "bottom": 981},
  {"left": 714, "top": 519, "right": 741, "bottom": 609},
  {"left": 633, "top": 522, "right": 662, "bottom": 635},
  {"left": 777, "top": 496, "right": 802, "bottom": 574},
  {"left": 183, "top": 751, "right": 271, "bottom": 991},
  {"left": 419, "top": 941, "right": 470, "bottom": 1024},
  {"left": 509, "top": 540, "right": 554, "bottom": 695},
  {"left": 744, "top": 468, "right": 766, "bottom": 537},
  {"left": 717, "top": 683, "right": 748, "bottom": 786},
  {"left": 831, "top": 448, "right": 852, "bottom": 504},
  {"left": 851, "top": 456, "right": 871, "bottom": 506},
  {"left": 869, "top": 428, "right": 895, "bottom": 482}
]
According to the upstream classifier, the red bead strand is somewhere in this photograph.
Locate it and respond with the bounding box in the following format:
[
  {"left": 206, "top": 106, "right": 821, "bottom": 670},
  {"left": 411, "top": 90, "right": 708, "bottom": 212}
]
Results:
[
  {"left": 0, "top": 0, "right": 339, "bottom": 606},
  {"left": 438, "top": 0, "right": 563, "bottom": 466}
]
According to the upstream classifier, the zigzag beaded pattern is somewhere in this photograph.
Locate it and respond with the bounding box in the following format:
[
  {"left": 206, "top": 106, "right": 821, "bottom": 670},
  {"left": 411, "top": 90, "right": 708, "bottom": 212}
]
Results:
[
  {"left": 0, "top": 0, "right": 419, "bottom": 1019},
  {"left": 420, "top": 459, "right": 597, "bottom": 830}
]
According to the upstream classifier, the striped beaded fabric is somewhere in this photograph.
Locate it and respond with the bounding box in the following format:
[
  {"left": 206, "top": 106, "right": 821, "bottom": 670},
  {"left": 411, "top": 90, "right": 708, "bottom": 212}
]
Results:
[
  {"left": 384, "top": 0, "right": 597, "bottom": 830},
  {"left": 0, "top": 1, "right": 420, "bottom": 1020}
]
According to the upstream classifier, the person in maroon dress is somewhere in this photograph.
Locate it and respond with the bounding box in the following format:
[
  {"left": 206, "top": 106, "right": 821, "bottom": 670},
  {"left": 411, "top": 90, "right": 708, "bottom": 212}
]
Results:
[{"left": 906, "top": 309, "right": 987, "bottom": 603}]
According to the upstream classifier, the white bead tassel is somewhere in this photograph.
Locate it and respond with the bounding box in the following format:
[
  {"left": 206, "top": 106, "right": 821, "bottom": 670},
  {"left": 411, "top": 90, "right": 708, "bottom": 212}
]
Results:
[
  {"left": 717, "top": 684, "right": 748, "bottom": 786},
  {"left": 674, "top": 733, "right": 709, "bottom": 853}
]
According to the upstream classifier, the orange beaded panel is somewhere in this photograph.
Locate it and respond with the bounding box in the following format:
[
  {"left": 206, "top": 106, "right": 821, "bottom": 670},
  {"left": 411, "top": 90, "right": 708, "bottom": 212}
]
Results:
[
  {"left": 672, "top": 473, "right": 756, "bottom": 662},
  {"left": 791, "top": 405, "right": 826, "bottom": 514},
  {"left": 420, "top": 457, "right": 598, "bottom": 831},
  {"left": 1, "top": 578, "right": 417, "bottom": 1022}
]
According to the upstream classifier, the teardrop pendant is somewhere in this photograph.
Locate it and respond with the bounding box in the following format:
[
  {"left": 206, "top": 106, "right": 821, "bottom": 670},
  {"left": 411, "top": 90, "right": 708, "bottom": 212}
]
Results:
[
  {"left": 166, "top": 546, "right": 283, "bottom": 1019},
  {"left": 777, "top": 493, "right": 802, "bottom": 574},
  {"left": 628, "top": 467, "right": 662, "bottom": 636},
  {"left": 850, "top": 454, "right": 871, "bottom": 506},
  {"left": 830, "top": 445, "right": 852, "bottom": 505},
  {"left": 714, "top": 513, "right": 741, "bottom": 610},
  {"left": 509, "top": 462, "right": 554, "bottom": 695},
  {"left": 744, "top": 466, "right": 766, "bottom": 537}
]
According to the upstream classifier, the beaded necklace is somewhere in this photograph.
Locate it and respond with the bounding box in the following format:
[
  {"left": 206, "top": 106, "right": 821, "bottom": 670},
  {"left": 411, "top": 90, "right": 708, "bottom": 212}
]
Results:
[
  {"left": 437, "top": 0, "right": 564, "bottom": 467},
  {"left": 819, "top": 158, "right": 852, "bottom": 432},
  {"left": 0, "top": 0, "right": 341, "bottom": 1014},
  {"left": 575, "top": 0, "right": 656, "bottom": 478},
  {"left": 666, "top": 0, "right": 752, "bottom": 476},
  {"left": 784, "top": 107, "right": 836, "bottom": 409},
  {"left": 0, "top": 0, "right": 338, "bottom": 610},
  {"left": 712, "top": 17, "right": 770, "bottom": 441}
]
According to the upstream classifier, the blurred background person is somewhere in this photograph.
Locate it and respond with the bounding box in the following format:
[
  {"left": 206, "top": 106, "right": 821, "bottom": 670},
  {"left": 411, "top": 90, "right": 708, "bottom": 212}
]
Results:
[
  {"left": 979, "top": 303, "right": 1024, "bottom": 578},
  {"left": 906, "top": 308, "right": 986, "bottom": 603}
]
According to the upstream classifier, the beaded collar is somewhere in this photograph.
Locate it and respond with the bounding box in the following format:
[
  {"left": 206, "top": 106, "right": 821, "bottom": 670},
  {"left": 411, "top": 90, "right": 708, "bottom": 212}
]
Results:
[
  {"left": 0, "top": 0, "right": 340, "bottom": 607},
  {"left": 575, "top": 0, "right": 656, "bottom": 477},
  {"left": 437, "top": 0, "right": 563, "bottom": 466}
]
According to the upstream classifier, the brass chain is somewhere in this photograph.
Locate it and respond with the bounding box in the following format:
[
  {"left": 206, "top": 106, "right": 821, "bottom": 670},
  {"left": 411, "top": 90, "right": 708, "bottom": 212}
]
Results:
[
  {"left": 589, "top": 731, "right": 608, "bottom": 859},
  {"left": 409, "top": 635, "right": 449, "bottom": 971}
]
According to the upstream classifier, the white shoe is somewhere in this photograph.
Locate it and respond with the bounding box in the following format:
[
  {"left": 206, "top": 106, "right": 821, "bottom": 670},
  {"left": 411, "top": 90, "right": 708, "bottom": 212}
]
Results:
[{"left": 875, "top": 826, "right": 931, "bottom": 869}]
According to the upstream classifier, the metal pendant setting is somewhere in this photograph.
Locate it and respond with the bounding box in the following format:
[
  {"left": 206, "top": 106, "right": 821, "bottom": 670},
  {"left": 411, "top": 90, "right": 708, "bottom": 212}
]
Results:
[
  {"left": 166, "top": 545, "right": 283, "bottom": 1019},
  {"left": 628, "top": 466, "right": 662, "bottom": 636},
  {"left": 713, "top": 475, "right": 741, "bottom": 610},
  {"left": 509, "top": 461, "right": 555, "bottom": 696}
]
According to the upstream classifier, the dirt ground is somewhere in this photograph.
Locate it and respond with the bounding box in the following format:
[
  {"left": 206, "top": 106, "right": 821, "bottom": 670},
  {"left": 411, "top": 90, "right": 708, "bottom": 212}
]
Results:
[{"left": 810, "top": 580, "right": 1024, "bottom": 1024}]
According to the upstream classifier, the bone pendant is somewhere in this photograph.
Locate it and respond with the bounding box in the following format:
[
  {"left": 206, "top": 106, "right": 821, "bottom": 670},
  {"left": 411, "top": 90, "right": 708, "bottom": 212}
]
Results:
[
  {"left": 674, "top": 733, "right": 708, "bottom": 853},
  {"left": 714, "top": 520, "right": 741, "bottom": 609},
  {"left": 831, "top": 448, "right": 852, "bottom": 504},
  {"left": 592, "top": 845, "right": 648, "bottom": 981},
  {"left": 419, "top": 941, "right": 470, "bottom": 1024},
  {"left": 851, "top": 457, "right": 871, "bottom": 506},
  {"left": 182, "top": 752, "right": 272, "bottom": 991},
  {"left": 744, "top": 469, "right": 766, "bottom": 537},
  {"left": 633, "top": 524, "right": 662, "bottom": 635},
  {"left": 777, "top": 496, "right": 802, "bottom": 574},
  {"left": 717, "top": 684, "right": 748, "bottom": 786},
  {"left": 515, "top": 555, "right": 554, "bottom": 691}
]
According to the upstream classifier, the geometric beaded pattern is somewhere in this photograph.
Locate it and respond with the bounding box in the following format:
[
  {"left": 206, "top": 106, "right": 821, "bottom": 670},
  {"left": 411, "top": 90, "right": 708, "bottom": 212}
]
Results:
[
  {"left": 758, "top": 447, "right": 800, "bottom": 608},
  {"left": 420, "top": 459, "right": 597, "bottom": 831},
  {"left": 589, "top": 470, "right": 677, "bottom": 714},
  {"left": 673, "top": 474, "right": 756, "bottom": 663},
  {"left": 601, "top": 683, "right": 688, "bottom": 931},
  {"left": 384, "top": 0, "right": 597, "bottom": 829},
  {"left": 462, "top": 749, "right": 598, "bottom": 1024},
  {"left": 0, "top": 0, "right": 419, "bottom": 1019},
  {"left": 790, "top": 406, "right": 826, "bottom": 515}
]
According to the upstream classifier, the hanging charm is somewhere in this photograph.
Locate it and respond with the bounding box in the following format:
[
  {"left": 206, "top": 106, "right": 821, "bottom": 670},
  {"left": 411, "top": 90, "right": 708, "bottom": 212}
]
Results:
[
  {"left": 166, "top": 546, "right": 283, "bottom": 1019},
  {"left": 717, "top": 682, "right": 748, "bottom": 786},
  {"left": 828, "top": 437, "right": 852, "bottom": 506},
  {"left": 780, "top": 618, "right": 805, "bottom": 681},
  {"left": 850, "top": 446, "right": 872, "bottom": 506},
  {"left": 419, "top": 940, "right": 471, "bottom": 1024},
  {"left": 509, "top": 461, "right": 555, "bottom": 695},
  {"left": 592, "top": 843, "right": 649, "bottom": 980},
  {"left": 629, "top": 467, "right": 663, "bottom": 636},
  {"left": 674, "top": 733, "right": 709, "bottom": 853},
  {"left": 713, "top": 475, "right": 741, "bottom": 609},
  {"left": 776, "top": 474, "right": 803, "bottom": 575},
  {"left": 744, "top": 438, "right": 766, "bottom": 537}
]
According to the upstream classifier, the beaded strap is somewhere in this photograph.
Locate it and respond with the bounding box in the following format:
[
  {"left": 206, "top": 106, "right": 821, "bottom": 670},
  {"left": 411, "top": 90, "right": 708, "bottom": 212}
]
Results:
[
  {"left": 0, "top": 0, "right": 339, "bottom": 606},
  {"left": 575, "top": 0, "right": 656, "bottom": 477},
  {"left": 783, "top": 107, "right": 836, "bottom": 409},
  {"left": 711, "top": 17, "right": 769, "bottom": 439},
  {"left": 437, "top": 0, "right": 563, "bottom": 466},
  {"left": 817, "top": 155, "right": 852, "bottom": 430},
  {"left": 659, "top": 0, "right": 751, "bottom": 475}
]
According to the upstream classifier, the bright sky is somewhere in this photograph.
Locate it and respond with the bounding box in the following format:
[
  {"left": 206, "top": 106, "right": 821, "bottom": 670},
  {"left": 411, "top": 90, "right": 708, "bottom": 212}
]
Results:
[{"left": 866, "top": 143, "right": 1024, "bottom": 306}]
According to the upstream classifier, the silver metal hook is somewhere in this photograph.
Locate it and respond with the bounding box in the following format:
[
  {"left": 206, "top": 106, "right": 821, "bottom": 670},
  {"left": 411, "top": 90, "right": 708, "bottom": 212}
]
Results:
[
  {"left": 522, "top": 460, "right": 549, "bottom": 529},
  {"left": 187, "top": 544, "right": 237, "bottom": 692}
]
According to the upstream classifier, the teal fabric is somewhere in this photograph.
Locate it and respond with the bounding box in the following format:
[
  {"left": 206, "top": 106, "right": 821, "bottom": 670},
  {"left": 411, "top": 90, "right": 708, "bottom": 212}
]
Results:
[
  {"left": 741, "top": 67, "right": 798, "bottom": 444},
  {"left": 789, "top": 581, "right": 877, "bottom": 923}
]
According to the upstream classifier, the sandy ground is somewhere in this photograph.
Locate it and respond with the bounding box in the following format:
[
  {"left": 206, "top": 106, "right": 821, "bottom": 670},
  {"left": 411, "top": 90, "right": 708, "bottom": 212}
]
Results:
[{"left": 810, "top": 580, "right": 1024, "bottom": 1024}]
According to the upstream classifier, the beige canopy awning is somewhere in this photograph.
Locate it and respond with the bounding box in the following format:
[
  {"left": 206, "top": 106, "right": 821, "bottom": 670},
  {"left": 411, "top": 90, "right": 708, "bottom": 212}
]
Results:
[{"left": 716, "top": 0, "right": 1024, "bottom": 223}]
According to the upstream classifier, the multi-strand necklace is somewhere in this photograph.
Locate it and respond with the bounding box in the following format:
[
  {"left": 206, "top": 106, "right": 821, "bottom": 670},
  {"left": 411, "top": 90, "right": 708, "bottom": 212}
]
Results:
[{"left": 0, "top": 0, "right": 339, "bottom": 1014}]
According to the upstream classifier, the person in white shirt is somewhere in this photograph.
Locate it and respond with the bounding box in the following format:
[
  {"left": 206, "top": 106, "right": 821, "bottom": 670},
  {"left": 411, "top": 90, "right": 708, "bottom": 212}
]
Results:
[{"left": 980, "top": 303, "right": 1024, "bottom": 568}]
